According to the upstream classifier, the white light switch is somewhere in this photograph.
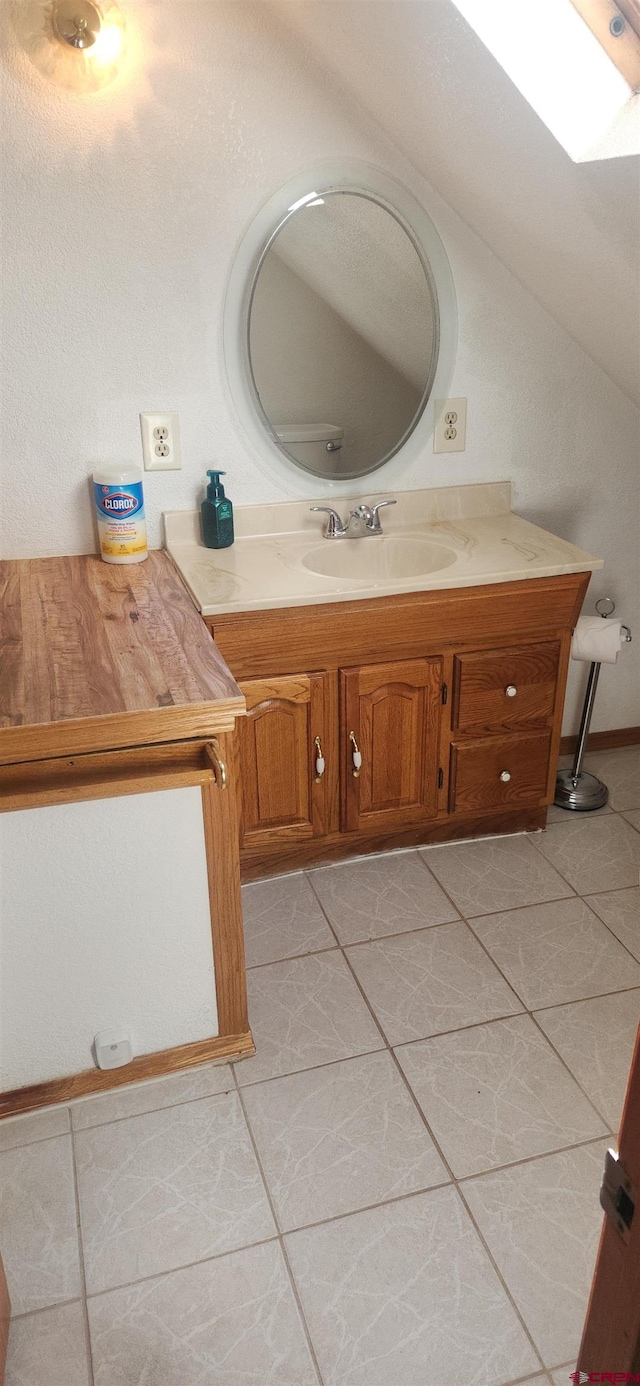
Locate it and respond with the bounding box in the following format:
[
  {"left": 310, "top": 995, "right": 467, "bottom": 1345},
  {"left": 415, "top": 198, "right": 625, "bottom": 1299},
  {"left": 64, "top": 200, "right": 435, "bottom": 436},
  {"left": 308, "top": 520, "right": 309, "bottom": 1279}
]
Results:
[
  {"left": 140, "top": 412, "right": 181, "bottom": 471},
  {"left": 434, "top": 398, "right": 467, "bottom": 453}
]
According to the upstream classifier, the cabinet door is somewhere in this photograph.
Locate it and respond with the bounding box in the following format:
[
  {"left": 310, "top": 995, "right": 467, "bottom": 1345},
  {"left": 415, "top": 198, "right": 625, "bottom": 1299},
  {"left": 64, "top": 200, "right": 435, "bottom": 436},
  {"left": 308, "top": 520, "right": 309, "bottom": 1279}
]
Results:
[
  {"left": 341, "top": 658, "right": 443, "bottom": 833},
  {"left": 238, "top": 672, "right": 334, "bottom": 849}
]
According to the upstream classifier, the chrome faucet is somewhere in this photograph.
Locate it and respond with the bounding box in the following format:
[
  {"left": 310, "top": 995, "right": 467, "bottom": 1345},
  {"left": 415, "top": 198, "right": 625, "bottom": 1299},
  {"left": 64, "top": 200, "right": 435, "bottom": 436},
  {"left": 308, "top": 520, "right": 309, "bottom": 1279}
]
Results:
[{"left": 310, "top": 498, "right": 396, "bottom": 539}]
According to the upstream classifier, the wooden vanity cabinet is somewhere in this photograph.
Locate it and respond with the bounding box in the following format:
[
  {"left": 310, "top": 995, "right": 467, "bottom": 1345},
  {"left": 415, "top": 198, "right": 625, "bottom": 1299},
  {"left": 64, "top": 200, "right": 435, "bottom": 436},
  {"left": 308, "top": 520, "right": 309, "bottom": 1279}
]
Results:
[
  {"left": 238, "top": 671, "right": 338, "bottom": 847},
  {"left": 204, "top": 571, "right": 590, "bottom": 880},
  {"left": 341, "top": 657, "right": 443, "bottom": 833}
]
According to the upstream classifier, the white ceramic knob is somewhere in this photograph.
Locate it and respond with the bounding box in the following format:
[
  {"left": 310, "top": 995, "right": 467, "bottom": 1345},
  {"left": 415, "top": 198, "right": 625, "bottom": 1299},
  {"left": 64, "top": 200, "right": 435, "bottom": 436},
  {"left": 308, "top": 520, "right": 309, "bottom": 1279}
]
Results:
[
  {"left": 500, "top": 770, "right": 511, "bottom": 782},
  {"left": 315, "top": 755, "right": 325, "bottom": 778},
  {"left": 505, "top": 685, "right": 517, "bottom": 697},
  {"left": 352, "top": 750, "right": 362, "bottom": 770}
]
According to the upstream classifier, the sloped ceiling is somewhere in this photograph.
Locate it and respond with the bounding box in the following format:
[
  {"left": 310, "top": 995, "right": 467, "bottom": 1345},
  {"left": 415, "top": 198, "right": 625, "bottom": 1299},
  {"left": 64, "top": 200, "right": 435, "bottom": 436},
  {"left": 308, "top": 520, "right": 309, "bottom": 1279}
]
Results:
[{"left": 271, "top": 0, "right": 640, "bottom": 405}]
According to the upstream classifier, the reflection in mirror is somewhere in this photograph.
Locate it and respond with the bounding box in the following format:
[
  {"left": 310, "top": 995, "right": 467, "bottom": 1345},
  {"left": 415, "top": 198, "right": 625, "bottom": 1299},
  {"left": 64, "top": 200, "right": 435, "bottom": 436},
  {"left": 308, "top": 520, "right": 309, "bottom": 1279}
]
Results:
[{"left": 247, "top": 191, "right": 439, "bottom": 480}]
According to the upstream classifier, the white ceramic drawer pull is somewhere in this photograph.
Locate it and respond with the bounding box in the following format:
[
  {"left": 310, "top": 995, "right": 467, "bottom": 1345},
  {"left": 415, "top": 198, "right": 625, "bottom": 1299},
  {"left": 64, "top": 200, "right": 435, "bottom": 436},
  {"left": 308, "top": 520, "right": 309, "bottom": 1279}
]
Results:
[
  {"left": 505, "top": 685, "right": 517, "bottom": 697},
  {"left": 500, "top": 769, "right": 511, "bottom": 782},
  {"left": 350, "top": 730, "right": 362, "bottom": 778},
  {"left": 314, "top": 735, "right": 325, "bottom": 782}
]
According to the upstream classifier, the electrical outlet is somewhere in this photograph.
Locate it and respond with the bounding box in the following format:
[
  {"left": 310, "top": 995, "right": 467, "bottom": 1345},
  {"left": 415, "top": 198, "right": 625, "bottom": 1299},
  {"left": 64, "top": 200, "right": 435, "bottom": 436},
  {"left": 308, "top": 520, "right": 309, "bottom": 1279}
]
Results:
[
  {"left": 140, "top": 412, "right": 181, "bottom": 471},
  {"left": 433, "top": 398, "right": 467, "bottom": 453}
]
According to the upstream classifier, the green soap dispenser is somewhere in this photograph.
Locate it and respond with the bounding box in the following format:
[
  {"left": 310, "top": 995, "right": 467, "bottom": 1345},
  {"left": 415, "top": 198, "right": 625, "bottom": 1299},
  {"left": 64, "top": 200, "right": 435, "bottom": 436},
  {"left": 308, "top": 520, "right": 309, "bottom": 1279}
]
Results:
[{"left": 201, "top": 471, "right": 234, "bottom": 549}]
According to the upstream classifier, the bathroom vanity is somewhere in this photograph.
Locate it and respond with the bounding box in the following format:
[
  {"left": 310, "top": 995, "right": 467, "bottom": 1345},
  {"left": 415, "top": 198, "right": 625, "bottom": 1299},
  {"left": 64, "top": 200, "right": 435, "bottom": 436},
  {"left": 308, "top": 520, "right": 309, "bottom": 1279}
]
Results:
[{"left": 165, "top": 483, "right": 602, "bottom": 880}]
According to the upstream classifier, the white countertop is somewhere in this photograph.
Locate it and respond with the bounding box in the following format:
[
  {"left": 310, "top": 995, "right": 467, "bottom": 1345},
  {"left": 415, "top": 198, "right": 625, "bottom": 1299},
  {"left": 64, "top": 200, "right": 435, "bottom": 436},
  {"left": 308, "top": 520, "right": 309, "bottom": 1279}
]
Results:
[{"left": 164, "top": 482, "right": 602, "bottom": 617}]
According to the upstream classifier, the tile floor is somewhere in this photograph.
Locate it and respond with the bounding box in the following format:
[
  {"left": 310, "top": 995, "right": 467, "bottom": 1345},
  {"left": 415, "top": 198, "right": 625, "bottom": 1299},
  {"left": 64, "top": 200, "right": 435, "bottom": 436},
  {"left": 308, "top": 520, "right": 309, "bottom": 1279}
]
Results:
[{"left": 2, "top": 745, "right": 639, "bottom": 1386}]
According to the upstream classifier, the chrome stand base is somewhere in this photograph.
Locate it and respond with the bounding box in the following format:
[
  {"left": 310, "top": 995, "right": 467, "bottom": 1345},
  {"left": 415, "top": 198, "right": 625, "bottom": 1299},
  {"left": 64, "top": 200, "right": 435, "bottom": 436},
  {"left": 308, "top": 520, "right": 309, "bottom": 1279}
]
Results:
[{"left": 554, "top": 769, "right": 609, "bottom": 812}]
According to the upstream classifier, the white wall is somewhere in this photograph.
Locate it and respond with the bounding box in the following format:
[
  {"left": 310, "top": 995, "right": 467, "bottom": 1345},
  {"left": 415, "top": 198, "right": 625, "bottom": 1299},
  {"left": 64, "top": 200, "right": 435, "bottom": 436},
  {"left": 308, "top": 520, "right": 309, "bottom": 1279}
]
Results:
[
  {"left": 0, "top": 789, "right": 218, "bottom": 1089},
  {"left": 0, "top": 0, "right": 638, "bottom": 736}
]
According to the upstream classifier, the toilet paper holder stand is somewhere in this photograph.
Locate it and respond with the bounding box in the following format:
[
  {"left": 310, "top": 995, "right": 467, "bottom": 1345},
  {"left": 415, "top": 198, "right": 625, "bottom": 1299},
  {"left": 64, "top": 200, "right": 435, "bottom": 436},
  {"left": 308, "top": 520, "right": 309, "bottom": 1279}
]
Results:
[{"left": 554, "top": 597, "right": 632, "bottom": 812}]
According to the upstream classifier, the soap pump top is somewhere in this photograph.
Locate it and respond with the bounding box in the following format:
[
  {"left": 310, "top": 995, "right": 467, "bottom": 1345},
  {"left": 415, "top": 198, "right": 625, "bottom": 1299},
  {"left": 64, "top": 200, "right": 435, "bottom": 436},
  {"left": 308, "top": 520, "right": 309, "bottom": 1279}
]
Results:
[
  {"left": 201, "top": 469, "right": 234, "bottom": 549},
  {"left": 206, "top": 470, "right": 226, "bottom": 498}
]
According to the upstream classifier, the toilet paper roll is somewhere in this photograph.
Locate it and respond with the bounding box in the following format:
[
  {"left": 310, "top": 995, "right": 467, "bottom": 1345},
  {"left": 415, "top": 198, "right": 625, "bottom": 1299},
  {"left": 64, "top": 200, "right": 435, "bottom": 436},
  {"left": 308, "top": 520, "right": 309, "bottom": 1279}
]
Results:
[{"left": 571, "top": 616, "right": 625, "bottom": 664}]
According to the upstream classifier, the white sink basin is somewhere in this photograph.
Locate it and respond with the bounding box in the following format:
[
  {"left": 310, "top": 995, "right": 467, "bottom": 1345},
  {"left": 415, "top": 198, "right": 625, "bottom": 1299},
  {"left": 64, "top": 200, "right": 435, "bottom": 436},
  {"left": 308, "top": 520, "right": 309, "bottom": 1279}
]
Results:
[{"left": 301, "top": 537, "right": 457, "bottom": 582}]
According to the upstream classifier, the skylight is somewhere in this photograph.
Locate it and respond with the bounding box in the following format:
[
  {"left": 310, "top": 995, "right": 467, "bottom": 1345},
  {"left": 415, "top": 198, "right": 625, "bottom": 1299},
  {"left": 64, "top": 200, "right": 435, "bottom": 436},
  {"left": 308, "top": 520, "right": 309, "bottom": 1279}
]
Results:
[{"left": 450, "top": 0, "right": 640, "bottom": 160}]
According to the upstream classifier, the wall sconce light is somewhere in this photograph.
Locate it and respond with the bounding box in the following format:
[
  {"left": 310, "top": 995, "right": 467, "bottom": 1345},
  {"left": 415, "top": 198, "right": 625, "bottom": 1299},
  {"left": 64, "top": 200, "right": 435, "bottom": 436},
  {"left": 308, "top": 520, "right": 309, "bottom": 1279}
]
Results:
[{"left": 14, "top": 0, "right": 125, "bottom": 92}]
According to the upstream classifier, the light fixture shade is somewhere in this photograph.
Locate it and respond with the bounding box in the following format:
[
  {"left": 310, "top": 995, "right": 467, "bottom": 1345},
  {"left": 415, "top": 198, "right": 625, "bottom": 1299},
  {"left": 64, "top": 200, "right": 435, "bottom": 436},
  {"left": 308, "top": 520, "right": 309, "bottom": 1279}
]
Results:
[{"left": 12, "top": 0, "right": 125, "bottom": 92}]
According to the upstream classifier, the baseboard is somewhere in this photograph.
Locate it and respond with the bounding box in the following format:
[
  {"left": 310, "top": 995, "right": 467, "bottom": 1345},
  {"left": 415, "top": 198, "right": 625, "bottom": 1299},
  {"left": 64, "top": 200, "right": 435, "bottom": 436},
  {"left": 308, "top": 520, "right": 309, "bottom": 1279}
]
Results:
[
  {"left": 560, "top": 725, "right": 640, "bottom": 756},
  {"left": 0, "top": 1029, "right": 255, "bottom": 1120}
]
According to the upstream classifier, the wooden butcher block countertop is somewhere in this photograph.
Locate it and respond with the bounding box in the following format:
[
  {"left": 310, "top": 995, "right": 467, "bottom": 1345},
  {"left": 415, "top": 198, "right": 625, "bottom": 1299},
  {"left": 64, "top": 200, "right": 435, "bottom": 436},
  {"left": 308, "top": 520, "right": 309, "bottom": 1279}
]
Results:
[{"left": 0, "top": 551, "right": 245, "bottom": 766}]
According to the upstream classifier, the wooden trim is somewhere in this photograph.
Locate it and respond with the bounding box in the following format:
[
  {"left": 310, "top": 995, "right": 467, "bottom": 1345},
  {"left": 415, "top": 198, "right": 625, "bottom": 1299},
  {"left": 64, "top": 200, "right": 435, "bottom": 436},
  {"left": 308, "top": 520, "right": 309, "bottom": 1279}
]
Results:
[
  {"left": 618, "top": 0, "right": 640, "bottom": 37},
  {"left": 201, "top": 732, "right": 250, "bottom": 1037},
  {"left": 0, "top": 1030, "right": 255, "bottom": 1120},
  {"left": 0, "top": 1256, "right": 9, "bottom": 1386},
  {"left": 570, "top": 0, "right": 640, "bottom": 87},
  {"left": 240, "top": 806, "right": 547, "bottom": 880},
  {"left": 0, "top": 702, "right": 244, "bottom": 770},
  {"left": 0, "top": 738, "right": 222, "bottom": 812},
  {"left": 560, "top": 725, "right": 640, "bottom": 755}
]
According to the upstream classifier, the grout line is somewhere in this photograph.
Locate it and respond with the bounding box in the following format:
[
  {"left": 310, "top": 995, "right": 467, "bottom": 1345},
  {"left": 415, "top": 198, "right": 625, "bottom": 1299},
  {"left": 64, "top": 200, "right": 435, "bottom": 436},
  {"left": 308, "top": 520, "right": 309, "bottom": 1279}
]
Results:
[
  {"left": 416, "top": 876, "right": 630, "bottom": 1133},
  {"left": 9, "top": 1295, "right": 84, "bottom": 1323},
  {"left": 69, "top": 1127, "right": 95, "bottom": 1386},
  {"left": 455, "top": 1133, "right": 611, "bottom": 1186},
  {"left": 247, "top": 943, "right": 340, "bottom": 971},
  {"left": 0, "top": 1117, "right": 73, "bottom": 1154},
  {"left": 67, "top": 1078, "right": 238, "bottom": 1134},
  {"left": 304, "top": 872, "right": 548, "bottom": 1375},
  {"left": 231, "top": 1067, "right": 325, "bottom": 1386},
  {"left": 235, "top": 1044, "right": 388, "bottom": 1091},
  {"left": 83, "top": 1235, "right": 281, "bottom": 1304}
]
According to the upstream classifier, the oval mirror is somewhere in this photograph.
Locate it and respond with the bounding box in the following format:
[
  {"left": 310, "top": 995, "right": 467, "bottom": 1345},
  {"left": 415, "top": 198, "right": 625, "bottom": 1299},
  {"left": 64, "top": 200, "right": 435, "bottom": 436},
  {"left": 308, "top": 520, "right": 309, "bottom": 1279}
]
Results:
[{"left": 246, "top": 189, "right": 441, "bottom": 481}]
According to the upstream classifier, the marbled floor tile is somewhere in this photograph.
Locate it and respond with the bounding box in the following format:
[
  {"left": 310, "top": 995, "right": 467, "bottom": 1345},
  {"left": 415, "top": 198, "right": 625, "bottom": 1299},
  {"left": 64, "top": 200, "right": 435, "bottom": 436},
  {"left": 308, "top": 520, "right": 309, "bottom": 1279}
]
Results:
[
  {"left": 581, "top": 746, "right": 640, "bottom": 812},
  {"left": 242, "top": 871, "right": 336, "bottom": 967},
  {"left": 285, "top": 1185, "right": 539, "bottom": 1386},
  {"left": 472, "top": 897, "right": 640, "bottom": 1009},
  {"left": 6, "top": 1302, "right": 90, "bottom": 1386},
  {"left": 308, "top": 850, "right": 459, "bottom": 945},
  {"left": 550, "top": 1371, "right": 575, "bottom": 1386},
  {"left": 534, "top": 989, "right": 640, "bottom": 1130},
  {"left": 622, "top": 808, "right": 640, "bottom": 832},
  {"left": 88, "top": 1241, "right": 318, "bottom": 1386},
  {"left": 463, "top": 1141, "right": 607, "bottom": 1367},
  {"left": 0, "top": 1105, "right": 69, "bottom": 1153},
  {"left": 396, "top": 1014, "right": 606, "bottom": 1178},
  {"left": 532, "top": 815, "right": 640, "bottom": 894},
  {"left": 346, "top": 921, "right": 522, "bottom": 1046},
  {"left": 234, "top": 951, "right": 383, "bottom": 1087},
  {"left": 0, "top": 1135, "right": 81, "bottom": 1315},
  {"left": 585, "top": 885, "right": 640, "bottom": 960},
  {"left": 243, "top": 1051, "right": 447, "bottom": 1231},
  {"left": 76, "top": 1092, "right": 275, "bottom": 1295},
  {"left": 71, "top": 1061, "right": 234, "bottom": 1131},
  {"left": 421, "top": 835, "right": 573, "bottom": 917}
]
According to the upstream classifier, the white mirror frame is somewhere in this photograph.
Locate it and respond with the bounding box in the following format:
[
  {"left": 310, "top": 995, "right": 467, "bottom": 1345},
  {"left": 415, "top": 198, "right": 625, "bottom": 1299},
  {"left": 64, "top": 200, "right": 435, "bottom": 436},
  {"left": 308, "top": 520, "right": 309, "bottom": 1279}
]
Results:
[{"left": 223, "top": 160, "right": 458, "bottom": 497}]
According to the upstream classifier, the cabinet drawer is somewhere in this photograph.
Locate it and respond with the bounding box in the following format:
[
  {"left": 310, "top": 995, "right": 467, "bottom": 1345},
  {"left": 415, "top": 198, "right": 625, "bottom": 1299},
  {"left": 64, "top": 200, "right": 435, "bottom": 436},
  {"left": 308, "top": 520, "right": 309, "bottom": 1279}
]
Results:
[
  {"left": 450, "top": 731, "right": 551, "bottom": 814},
  {"left": 453, "top": 642, "right": 560, "bottom": 733}
]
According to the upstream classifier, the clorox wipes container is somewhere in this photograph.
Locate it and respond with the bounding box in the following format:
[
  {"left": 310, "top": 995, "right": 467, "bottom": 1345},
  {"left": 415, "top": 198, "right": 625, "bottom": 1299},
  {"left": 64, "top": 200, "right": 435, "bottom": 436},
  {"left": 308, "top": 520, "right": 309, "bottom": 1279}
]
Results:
[{"left": 93, "top": 465, "right": 148, "bottom": 564}]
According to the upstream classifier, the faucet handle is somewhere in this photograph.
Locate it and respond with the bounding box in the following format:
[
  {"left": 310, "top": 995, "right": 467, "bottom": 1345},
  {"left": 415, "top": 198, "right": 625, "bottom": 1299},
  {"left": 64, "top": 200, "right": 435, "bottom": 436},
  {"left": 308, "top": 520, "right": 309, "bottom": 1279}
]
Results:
[
  {"left": 310, "top": 506, "right": 347, "bottom": 538},
  {"left": 368, "top": 498, "right": 397, "bottom": 533}
]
